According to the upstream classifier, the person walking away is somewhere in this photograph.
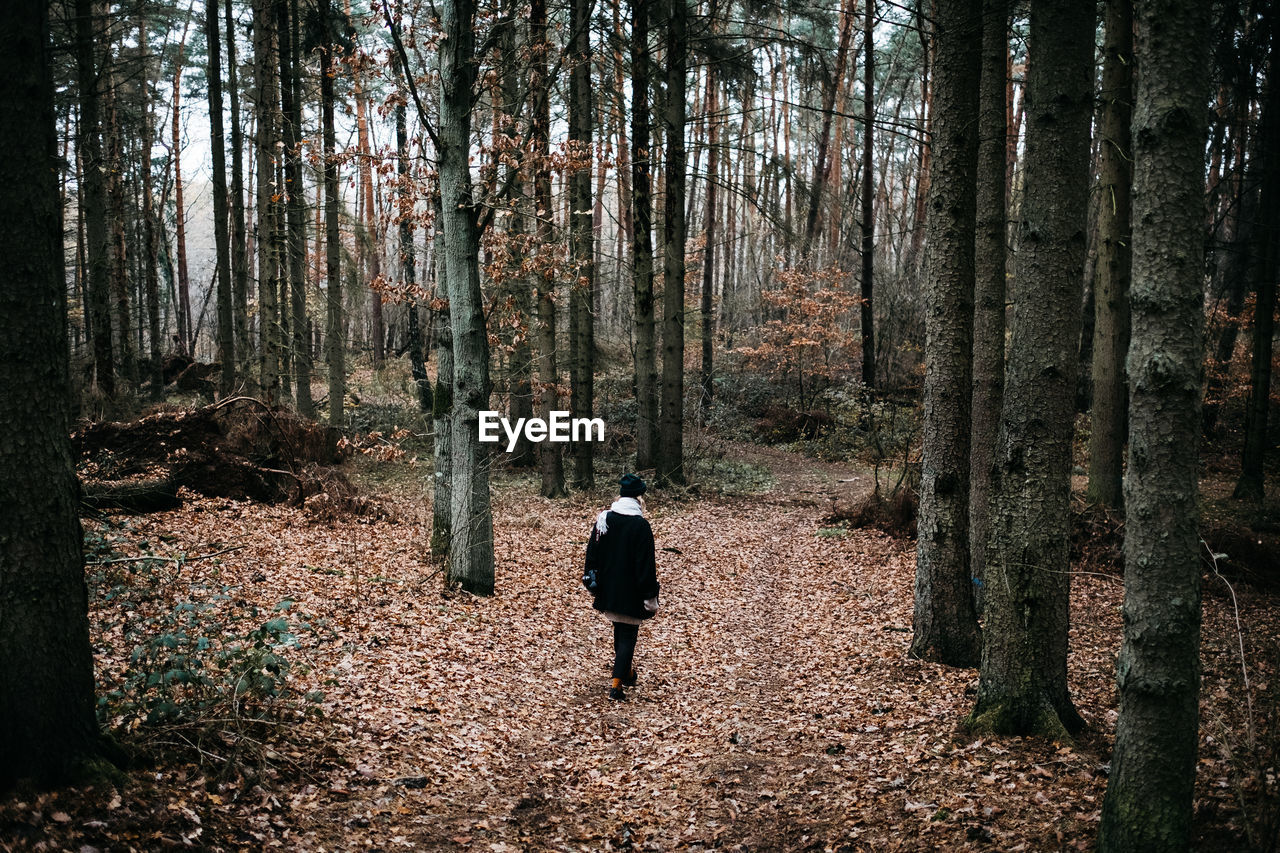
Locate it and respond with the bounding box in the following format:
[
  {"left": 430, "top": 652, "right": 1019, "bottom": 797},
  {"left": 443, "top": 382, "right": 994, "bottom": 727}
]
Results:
[{"left": 584, "top": 474, "right": 660, "bottom": 700}]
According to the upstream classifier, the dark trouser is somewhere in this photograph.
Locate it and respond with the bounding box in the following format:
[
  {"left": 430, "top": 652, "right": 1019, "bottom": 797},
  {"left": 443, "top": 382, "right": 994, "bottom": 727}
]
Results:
[{"left": 612, "top": 621, "right": 640, "bottom": 680}]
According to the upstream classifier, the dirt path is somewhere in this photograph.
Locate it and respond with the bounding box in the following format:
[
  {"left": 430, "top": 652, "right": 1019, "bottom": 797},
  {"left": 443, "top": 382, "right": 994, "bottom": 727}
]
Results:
[{"left": 266, "top": 449, "right": 1109, "bottom": 852}]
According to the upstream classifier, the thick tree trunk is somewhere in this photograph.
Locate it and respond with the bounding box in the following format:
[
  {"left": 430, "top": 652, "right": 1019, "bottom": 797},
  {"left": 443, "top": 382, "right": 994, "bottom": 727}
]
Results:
[
  {"left": 440, "top": 0, "right": 494, "bottom": 594},
  {"left": 970, "top": 0, "right": 1007, "bottom": 607},
  {"left": 226, "top": 0, "right": 251, "bottom": 378},
  {"left": 207, "top": 0, "right": 235, "bottom": 394},
  {"left": 568, "top": 0, "right": 595, "bottom": 489},
  {"left": 658, "top": 0, "right": 688, "bottom": 486},
  {"left": 1097, "top": 0, "right": 1210, "bottom": 847},
  {"left": 253, "top": 0, "right": 281, "bottom": 403},
  {"left": 860, "top": 0, "right": 876, "bottom": 388},
  {"left": 278, "top": 0, "right": 312, "bottom": 415},
  {"left": 1086, "top": 0, "right": 1134, "bottom": 510},
  {"left": 0, "top": 0, "right": 115, "bottom": 786},
  {"left": 1234, "top": 56, "right": 1279, "bottom": 503},
  {"left": 911, "top": 0, "right": 983, "bottom": 669},
  {"left": 319, "top": 7, "right": 344, "bottom": 426},
  {"left": 631, "top": 0, "right": 658, "bottom": 471},
  {"left": 75, "top": 0, "right": 115, "bottom": 397},
  {"left": 968, "top": 0, "right": 1093, "bottom": 739},
  {"left": 105, "top": 65, "right": 135, "bottom": 389}
]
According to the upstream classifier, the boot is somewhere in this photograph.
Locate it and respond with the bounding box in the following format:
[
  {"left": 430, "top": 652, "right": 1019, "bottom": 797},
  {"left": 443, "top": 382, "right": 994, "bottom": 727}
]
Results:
[{"left": 609, "top": 678, "right": 626, "bottom": 701}]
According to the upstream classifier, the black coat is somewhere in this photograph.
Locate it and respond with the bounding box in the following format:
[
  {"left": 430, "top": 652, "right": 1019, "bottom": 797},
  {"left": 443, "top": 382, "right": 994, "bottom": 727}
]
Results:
[{"left": 584, "top": 512, "right": 659, "bottom": 621}]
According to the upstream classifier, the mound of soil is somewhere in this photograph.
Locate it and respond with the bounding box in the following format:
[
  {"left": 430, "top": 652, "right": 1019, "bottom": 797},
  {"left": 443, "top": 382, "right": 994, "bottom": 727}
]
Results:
[{"left": 73, "top": 398, "right": 373, "bottom": 515}]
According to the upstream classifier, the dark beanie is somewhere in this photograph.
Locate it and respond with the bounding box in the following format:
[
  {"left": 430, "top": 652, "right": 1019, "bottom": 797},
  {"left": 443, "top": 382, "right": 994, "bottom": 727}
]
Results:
[{"left": 619, "top": 473, "right": 647, "bottom": 497}]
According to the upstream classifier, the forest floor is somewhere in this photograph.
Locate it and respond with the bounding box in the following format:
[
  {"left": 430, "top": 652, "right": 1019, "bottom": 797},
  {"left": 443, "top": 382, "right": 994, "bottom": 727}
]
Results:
[{"left": 3, "top": 438, "right": 1278, "bottom": 852}]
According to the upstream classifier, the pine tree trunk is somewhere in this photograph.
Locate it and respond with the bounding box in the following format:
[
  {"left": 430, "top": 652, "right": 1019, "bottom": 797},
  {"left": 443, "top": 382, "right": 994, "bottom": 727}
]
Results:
[
  {"left": 0, "top": 0, "right": 116, "bottom": 786},
  {"left": 319, "top": 7, "right": 344, "bottom": 426},
  {"left": 278, "top": 0, "right": 312, "bottom": 415},
  {"left": 207, "top": 0, "right": 235, "bottom": 394},
  {"left": 1086, "top": 0, "right": 1133, "bottom": 510},
  {"left": 172, "top": 47, "right": 192, "bottom": 358},
  {"left": 531, "top": 0, "right": 566, "bottom": 497},
  {"left": 859, "top": 0, "right": 876, "bottom": 388},
  {"left": 631, "top": 0, "right": 658, "bottom": 471},
  {"left": 658, "top": 0, "right": 688, "bottom": 486},
  {"left": 911, "top": 0, "right": 983, "bottom": 669},
  {"left": 253, "top": 0, "right": 281, "bottom": 403},
  {"left": 968, "top": 0, "right": 1093, "bottom": 739},
  {"left": 1098, "top": 0, "right": 1210, "bottom": 846},
  {"left": 75, "top": 0, "right": 115, "bottom": 397},
  {"left": 105, "top": 61, "right": 136, "bottom": 390},
  {"left": 969, "top": 0, "right": 1007, "bottom": 609},
  {"left": 569, "top": 0, "right": 595, "bottom": 489},
  {"left": 226, "top": 0, "right": 251, "bottom": 378},
  {"left": 1234, "top": 52, "right": 1278, "bottom": 504},
  {"left": 440, "top": 0, "right": 495, "bottom": 594},
  {"left": 699, "top": 64, "right": 719, "bottom": 412},
  {"left": 139, "top": 17, "right": 163, "bottom": 397},
  {"left": 802, "top": 0, "right": 854, "bottom": 259}
]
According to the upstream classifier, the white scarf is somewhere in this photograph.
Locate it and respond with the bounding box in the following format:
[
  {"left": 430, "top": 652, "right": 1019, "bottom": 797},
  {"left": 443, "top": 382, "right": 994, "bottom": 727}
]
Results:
[{"left": 595, "top": 496, "right": 643, "bottom": 535}]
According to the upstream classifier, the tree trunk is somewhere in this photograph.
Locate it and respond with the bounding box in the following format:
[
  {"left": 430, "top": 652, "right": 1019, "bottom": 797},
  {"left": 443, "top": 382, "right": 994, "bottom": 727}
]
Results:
[
  {"left": 860, "top": 0, "right": 876, "bottom": 388},
  {"left": 253, "top": 0, "right": 281, "bottom": 403},
  {"left": 226, "top": 0, "right": 251, "bottom": 379},
  {"left": 530, "top": 0, "right": 566, "bottom": 497},
  {"left": 105, "top": 61, "right": 135, "bottom": 390},
  {"left": 911, "top": 0, "right": 983, "bottom": 669},
  {"left": 75, "top": 0, "right": 115, "bottom": 398},
  {"left": 319, "top": 3, "right": 344, "bottom": 426},
  {"left": 278, "top": 0, "right": 312, "bottom": 415},
  {"left": 1086, "top": 0, "right": 1133, "bottom": 509},
  {"left": 631, "top": 0, "right": 658, "bottom": 471},
  {"left": 970, "top": 0, "right": 1007, "bottom": 608},
  {"left": 569, "top": 0, "right": 595, "bottom": 489},
  {"left": 172, "top": 43, "right": 192, "bottom": 359},
  {"left": 0, "top": 0, "right": 115, "bottom": 786},
  {"left": 1234, "top": 51, "right": 1279, "bottom": 504},
  {"left": 440, "top": 0, "right": 495, "bottom": 594},
  {"left": 968, "top": 0, "right": 1093, "bottom": 739},
  {"left": 396, "top": 61, "right": 431, "bottom": 414},
  {"left": 139, "top": 17, "right": 163, "bottom": 397},
  {"left": 431, "top": 214, "right": 453, "bottom": 562},
  {"left": 207, "top": 0, "right": 235, "bottom": 394},
  {"left": 699, "top": 63, "right": 719, "bottom": 412},
  {"left": 658, "top": 0, "right": 688, "bottom": 486},
  {"left": 1098, "top": 0, "right": 1210, "bottom": 846}
]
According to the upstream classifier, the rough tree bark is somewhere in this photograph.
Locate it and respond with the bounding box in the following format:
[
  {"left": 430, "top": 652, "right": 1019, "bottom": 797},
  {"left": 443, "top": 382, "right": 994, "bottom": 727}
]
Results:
[
  {"left": 278, "top": 0, "right": 312, "bottom": 415},
  {"left": 968, "top": 0, "right": 1094, "bottom": 739},
  {"left": 911, "top": 0, "right": 983, "bottom": 669},
  {"left": 1098, "top": 0, "right": 1210, "bottom": 846},
  {"left": 1086, "top": 0, "right": 1134, "bottom": 510},
  {"left": 859, "top": 0, "right": 876, "bottom": 388},
  {"left": 970, "top": 0, "right": 1007, "bottom": 607},
  {"left": 440, "top": 0, "right": 495, "bottom": 594},
  {"left": 0, "top": 0, "right": 118, "bottom": 787},
  {"left": 253, "top": 0, "right": 282, "bottom": 403},
  {"left": 658, "top": 0, "right": 688, "bottom": 486},
  {"left": 431, "top": 201, "right": 453, "bottom": 563},
  {"left": 568, "top": 0, "right": 595, "bottom": 489},
  {"left": 395, "top": 59, "right": 431, "bottom": 414},
  {"left": 631, "top": 0, "right": 658, "bottom": 470},
  {"left": 207, "top": 0, "right": 235, "bottom": 394},
  {"left": 75, "top": 0, "right": 114, "bottom": 397},
  {"left": 319, "top": 0, "right": 344, "bottom": 426},
  {"left": 531, "top": 0, "right": 566, "bottom": 497},
  {"left": 226, "top": 0, "right": 251, "bottom": 378}
]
